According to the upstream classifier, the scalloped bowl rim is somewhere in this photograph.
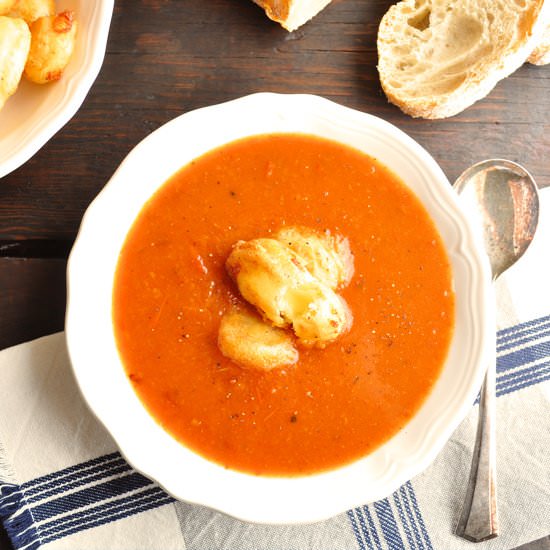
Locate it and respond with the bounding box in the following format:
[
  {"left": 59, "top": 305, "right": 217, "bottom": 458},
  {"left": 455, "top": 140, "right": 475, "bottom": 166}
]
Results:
[
  {"left": 0, "top": 0, "right": 114, "bottom": 179},
  {"left": 66, "top": 93, "right": 493, "bottom": 524}
]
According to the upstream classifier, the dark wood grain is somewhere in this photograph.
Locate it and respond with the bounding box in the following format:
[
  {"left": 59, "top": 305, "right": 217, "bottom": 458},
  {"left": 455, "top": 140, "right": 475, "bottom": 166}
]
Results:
[
  {"left": 0, "top": 258, "right": 67, "bottom": 350},
  {"left": 1, "top": 1, "right": 549, "bottom": 548}
]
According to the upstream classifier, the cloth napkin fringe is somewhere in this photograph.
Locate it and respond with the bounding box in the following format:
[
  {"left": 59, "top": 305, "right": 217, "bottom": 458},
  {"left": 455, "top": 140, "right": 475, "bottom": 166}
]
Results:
[
  {"left": 1, "top": 483, "right": 41, "bottom": 550},
  {"left": 0, "top": 483, "right": 21, "bottom": 516}
]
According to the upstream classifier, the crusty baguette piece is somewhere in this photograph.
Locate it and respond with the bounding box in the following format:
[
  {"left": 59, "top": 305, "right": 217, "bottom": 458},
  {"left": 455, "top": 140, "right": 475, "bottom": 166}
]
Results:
[
  {"left": 377, "top": 0, "right": 550, "bottom": 119},
  {"left": 529, "top": 23, "right": 550, "bottom": 64},
  {"left": 253, "top": 0, "right": 333, "bottom": 31}
]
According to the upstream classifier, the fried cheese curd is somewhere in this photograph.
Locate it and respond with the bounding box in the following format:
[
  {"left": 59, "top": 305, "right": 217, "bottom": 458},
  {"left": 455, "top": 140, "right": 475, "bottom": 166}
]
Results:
[
  {"left": 0, "top": 0, "right": 16, "bottom": 15},
  {"left": 274, "top": 225, "right": 354, "bottom": 290},
  {"left": 0, "top": 1, "right": 77, "bottom": 113},
  {"left": 8, "top": 0, "right": 54, "bottom": 23},
  {"left": 218, "top": 309, "right": 299, "bottom": 370},
  {"left": 219, "top": 226, "right": 354, "bottom": 369},
  {"left": 25, "top": 10, "right": 77, "bottom": 84},
  {"left": 0, "top": 16, "right": 30, "bottom": 110}
]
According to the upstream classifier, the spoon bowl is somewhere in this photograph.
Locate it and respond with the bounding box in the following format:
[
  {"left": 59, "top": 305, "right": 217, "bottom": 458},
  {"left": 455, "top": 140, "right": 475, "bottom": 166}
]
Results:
[
  {"left": 454, "top": 159, "right": 539, "bottom": 542},
  {"left": 454, "top": 159, "right": 539, "bottom": 280}
]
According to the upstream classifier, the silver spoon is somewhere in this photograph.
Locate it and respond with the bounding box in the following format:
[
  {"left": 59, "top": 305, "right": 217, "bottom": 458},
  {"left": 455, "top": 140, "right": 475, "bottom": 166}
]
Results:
[{"left": 453, "top": 159, "right": 539, "bottom": 542}]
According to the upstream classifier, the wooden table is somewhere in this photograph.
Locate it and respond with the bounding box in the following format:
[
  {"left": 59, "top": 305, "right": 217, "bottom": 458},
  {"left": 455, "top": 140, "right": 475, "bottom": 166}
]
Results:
[{"left": 1, "top": 1, "right": 549, "bottom": 548}]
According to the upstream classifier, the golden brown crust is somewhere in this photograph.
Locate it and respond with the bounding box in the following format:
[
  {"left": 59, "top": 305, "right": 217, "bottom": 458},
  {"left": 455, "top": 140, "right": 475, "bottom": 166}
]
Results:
[
  {"left": 252, "top": 0, "right": 333, "bottom": 31},
  {"left": 225, "top": 228, "right": 353, "bottom": 350},
  {"left": 274, "top": 226, "right": 354, "bottom": 290},
  {"left": 0, "top": 0, "right": 16, "bottom": 15},
  {"left": 253, "top": 0, "right": 290, "bottom": 24},
  {"left": 218, "top": 309, "right": 299, "bottom": 370},
  {"left": 226, "top": 238, "right": 306, "bottom": 328},
  {"left": 8, "top": 0, "right": 54, "bottom": 24},
  {"left": 24, "top": 10, "right": 77, "bottom": 84}
]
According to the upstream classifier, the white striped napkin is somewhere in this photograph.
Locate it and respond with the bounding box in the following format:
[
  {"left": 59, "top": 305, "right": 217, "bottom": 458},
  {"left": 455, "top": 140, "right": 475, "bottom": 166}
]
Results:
[{"left": 0, "top": 189, "right": 549, "bottom": 550}]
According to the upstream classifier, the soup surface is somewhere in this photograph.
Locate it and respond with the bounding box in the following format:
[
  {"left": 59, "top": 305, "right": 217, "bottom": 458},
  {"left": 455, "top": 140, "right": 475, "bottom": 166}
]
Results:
[{"left": 113, "top": 134, "right": 455, "bottom": 476}]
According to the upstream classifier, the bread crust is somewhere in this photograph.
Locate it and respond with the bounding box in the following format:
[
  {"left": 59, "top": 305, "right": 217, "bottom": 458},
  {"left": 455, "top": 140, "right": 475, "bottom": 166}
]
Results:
[
  {"left": 253, "top": 0, "right": 333, "bottom": 31},
  {"left": 377, "top": 0, "right": 550, "bottom": 119}
]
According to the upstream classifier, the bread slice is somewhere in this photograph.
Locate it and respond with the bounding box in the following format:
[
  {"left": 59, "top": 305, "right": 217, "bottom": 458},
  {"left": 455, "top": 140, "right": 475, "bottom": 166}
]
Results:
[
  {"left": 253, "top": 0, "right": 333, "bottom": 31},
  {"left": 377, "top": 0, "right": 550, "bottom": 119},
  {"left": 529, "top": 23, "right": 550, "bottom": 64}
]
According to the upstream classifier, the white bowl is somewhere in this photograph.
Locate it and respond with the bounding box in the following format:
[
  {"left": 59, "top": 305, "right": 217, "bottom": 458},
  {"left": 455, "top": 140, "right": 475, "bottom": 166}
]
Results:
[
  {"left": 66, "top": 93, "right": 493, "bottom": 524},
  {"left": 0, "top": 0, "right": 114, "bottom": 179}
]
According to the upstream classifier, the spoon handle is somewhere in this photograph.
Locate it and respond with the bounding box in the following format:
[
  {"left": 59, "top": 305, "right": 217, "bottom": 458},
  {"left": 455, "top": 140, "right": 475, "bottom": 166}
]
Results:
[{"left": 455, "top": 366, "right": 499, "bottom": 542}]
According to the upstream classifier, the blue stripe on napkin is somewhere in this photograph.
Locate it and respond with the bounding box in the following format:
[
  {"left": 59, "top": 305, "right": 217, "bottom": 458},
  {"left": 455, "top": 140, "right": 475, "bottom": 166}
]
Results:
[
  {"left": 497, "top": 342, "right": 550, "bottom": 372},
  {"left": 404, "top": 481, "right": 433, "bottom": 550},
  {"left": 0, "top": 457, "right": 173, "bottom": 549},
  {"left": 32, "top": 472, "right": 154, "bottom": 521},
  {"left": 25, "top": 463, "right": 133, "bottom": 506},
  {"left": 362, "top": 505, "right": 383, "bottom": 549},
  {"left": 40, "top": 488, "right": 175, "bottom": 545},
  {"left": 347, "top": 506, "right": 382, "bottom": 550},
  {"left": 497, "top": 361, "right": 550, "bottom": 397},
  {"left": 393, "top": 491, "right": 417, "bottom": 550},
  {"left": 497, "top": 314, "right": 550, "bottom": 341},
  {"left": 1, "top": 315, "right": 549, "bottom": 549},
  {"left": 347, "top": 481, "right": 434, "bottom": 550},
  {"left": 374, "top": 499, "right": 406, "bottom": 550},
  {"left": 495, "top": 314, "right": 550, "bottom": 396},
  {"left": 497, "top": 321, "right": 550, "bottom": 352},
  {"left": 21, "top": 452, "right": 127, "bottom": 493}
]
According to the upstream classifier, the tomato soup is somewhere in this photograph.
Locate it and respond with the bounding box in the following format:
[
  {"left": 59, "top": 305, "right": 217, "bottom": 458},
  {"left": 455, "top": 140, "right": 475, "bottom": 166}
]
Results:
[{"left": 113, "top": 134, "right": 455, "bottom": 476}]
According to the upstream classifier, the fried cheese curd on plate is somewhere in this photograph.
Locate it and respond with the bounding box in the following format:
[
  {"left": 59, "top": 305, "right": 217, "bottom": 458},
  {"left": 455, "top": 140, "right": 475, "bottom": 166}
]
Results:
[
  {"left": 25, "top": 10, "right": 77, "bottom": 84},
  {"left": 0, "top": 16, "right": 30, "bottom": 110},
  {"left": 8, "top": 0, "right": 54, "bottom": 23},
  {"left": 0, "top": 0, "right": 16, "bottom": 14},
  {"left": 0, "top": 0, "right": 77, "bottom": 117}
]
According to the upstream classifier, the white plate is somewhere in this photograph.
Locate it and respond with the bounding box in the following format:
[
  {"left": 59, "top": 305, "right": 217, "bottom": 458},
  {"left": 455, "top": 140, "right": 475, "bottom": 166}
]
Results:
[
  {"left": 66, "top": 93, "right": 493, "bottom": 524},
  {"left": 0, "top": 0, "right": 114, "bottom": 179}
]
